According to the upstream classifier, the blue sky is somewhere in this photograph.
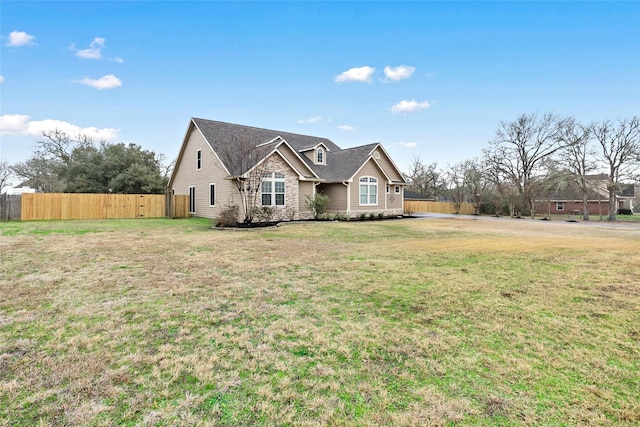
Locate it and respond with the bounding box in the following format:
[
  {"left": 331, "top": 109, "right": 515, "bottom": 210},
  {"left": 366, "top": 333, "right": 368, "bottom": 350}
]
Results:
[{"left": 1, "top": 1, "right": 639, "bottom": 177}]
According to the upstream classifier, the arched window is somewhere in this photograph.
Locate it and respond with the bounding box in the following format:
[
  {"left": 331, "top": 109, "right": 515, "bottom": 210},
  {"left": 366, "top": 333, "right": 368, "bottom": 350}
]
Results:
[
  {"left": 359, "top": 176, "right": 378, "bottom": 205},
  {"left": 316, "top": 147, "right": 324, "bottom": 164}
]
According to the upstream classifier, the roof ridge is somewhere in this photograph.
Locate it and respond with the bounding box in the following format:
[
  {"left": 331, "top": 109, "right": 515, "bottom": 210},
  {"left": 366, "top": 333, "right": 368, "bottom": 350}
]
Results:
[{"left": 192, "top": 117, "right": 333, "bottom": 144}]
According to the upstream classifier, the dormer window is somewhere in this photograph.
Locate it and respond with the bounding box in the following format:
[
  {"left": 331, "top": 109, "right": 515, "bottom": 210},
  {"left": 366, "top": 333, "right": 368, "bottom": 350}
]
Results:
[{"left": 316, "top": 147, "right": 325, "bottom": 164}]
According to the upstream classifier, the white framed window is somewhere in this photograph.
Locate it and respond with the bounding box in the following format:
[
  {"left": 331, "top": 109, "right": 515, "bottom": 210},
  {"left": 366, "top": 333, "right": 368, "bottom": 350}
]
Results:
[
  {"left": 189, "top": 186, "right": 196, "bottom": 214},
  {"left": 556, "top": 202, "right": 564, "bottom": 211},
  {"left": 359, "top": 176, "right": 378, "bottom": 205},
  {"left": 196, "top": 149, "right": 202, "bottom": 170},
  {"left": 395, "top": 186, "right": 400, "bottom": 194},
  {"left": 316, "top": 147, "right": 325, "bottom": 164},
  {"left": 262, "top": 173, "right": 285, "bottom": 206},
  {"left": 209, "top": 183, "right": 216, "bottom": 207}
]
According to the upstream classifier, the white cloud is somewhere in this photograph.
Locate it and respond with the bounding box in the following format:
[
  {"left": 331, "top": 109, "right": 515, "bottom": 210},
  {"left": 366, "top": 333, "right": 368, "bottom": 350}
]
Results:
[
  {"left": 297, "top": 116, "right": 325, "bottom": 124},
  {"left": 383, "top": 65, "right": 416, "bottom": 82},
  {"left": 335, "top": 66, "right": 375, "bottom": 83},
  {"left": 74, "top": 74, "right": 122, "bottom": 90},
  {"left": 0, "top": 114, "right": 120, "bottom": 141},
  {"left": 7, "top": 31, "right": 36, "bottom": 46},
  {"left": 0, "top": 75, "right": 4, "bottom": 84},
  {"left": 114, "top": 57, "right": 124, "bottom": 64},
  {"left": 396, "top": 141, "right": 418, "bottom": 148},
  {"left": 391, "top": 99, "right": 434, "bottom": 114},
  {"left": 72, "top": 37, "right": 105, "bottom": 59},
  {"left": 337, "top": 125, "right": 356, "bottom": 131}
]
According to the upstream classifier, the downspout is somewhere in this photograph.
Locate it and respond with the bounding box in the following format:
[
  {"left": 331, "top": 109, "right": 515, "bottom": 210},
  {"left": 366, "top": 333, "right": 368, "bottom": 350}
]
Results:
[
  {"left": 342, "top": 181, "right": 350, "bottom": 216},
  {"left": 385, "top": 181, "right": 388, "bottom": 211}
]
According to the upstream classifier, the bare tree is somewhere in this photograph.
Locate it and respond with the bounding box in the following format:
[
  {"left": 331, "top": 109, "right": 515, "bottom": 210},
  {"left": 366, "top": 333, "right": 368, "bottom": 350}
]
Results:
[
  {"left": 443, "top": 162, "right": 465, "bottom": 214},
  {"left": 217, "top": 135, "right": 273, "bottom": 224},
  {"left": 403, "top": 156, "right": 442, "bottom": 199},
  {"left": 463, "top": 158, "right": 490, "bottom": 215},
  {"left": 157, "top": 153, "right": 176, "bottom": 186},
  {"left": 557, "top": 118, "right": 597, "bottom": 220},
  {"left": 484, "top": 151, "right": 521, "bottom": 217},
  {"left": 11, "top": 155, "right": 65, "bottom": 192},
  {"left": 592, "top": 117, "right": 640, "bottom": 220},
  {"left": 485, "top": 113, "right": 566, "bottom": 218},
  {"left": 0, "top": 161, "right": 14, "bottom": 193}
]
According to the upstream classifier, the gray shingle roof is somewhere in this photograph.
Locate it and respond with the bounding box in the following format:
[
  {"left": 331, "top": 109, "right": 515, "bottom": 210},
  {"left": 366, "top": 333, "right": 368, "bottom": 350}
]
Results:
[{"left": 192, "top": 118, "right": 382, "bottom": 182}]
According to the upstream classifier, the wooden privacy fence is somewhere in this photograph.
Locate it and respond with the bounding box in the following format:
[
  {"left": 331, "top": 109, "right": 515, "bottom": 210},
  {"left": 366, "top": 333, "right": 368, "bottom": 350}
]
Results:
[
  {"left": 0, "top": 194, "right": 22, "bottom": 221},
  {"left": 404, "top": 200, "right": 476, "bottom": 215},
  {"left": 9, "top": 193, "right": 191, "bottom": 221},
  {"left": 167, "top": 194, "right": 190, "bottom": 219}
]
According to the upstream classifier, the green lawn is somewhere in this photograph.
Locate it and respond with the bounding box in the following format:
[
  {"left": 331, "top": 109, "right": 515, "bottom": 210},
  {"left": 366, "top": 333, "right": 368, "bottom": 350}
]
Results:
[{"left": 1, "top": 217, "right": 638, "bottom": 426}]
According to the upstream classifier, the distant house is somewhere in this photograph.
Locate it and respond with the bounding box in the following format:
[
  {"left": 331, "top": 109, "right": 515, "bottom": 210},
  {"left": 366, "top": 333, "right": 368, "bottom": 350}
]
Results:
[
  {"left": 5, "top": 186, "right": 37, "bottom": 195},
  {"left": 535, "top": 175, "right": 636, "bottom": 216},
  {"left": 169, "top": 118, "right": 407, "bottom": 221},
  {"left": 618, "top": 183, "right": 638, "bottom": 212}
]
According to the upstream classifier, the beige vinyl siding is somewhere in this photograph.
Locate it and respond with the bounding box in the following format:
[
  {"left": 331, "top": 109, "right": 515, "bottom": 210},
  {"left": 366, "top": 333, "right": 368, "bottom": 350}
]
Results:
[
  {"left": 351, "top": 160, "right": 385, "bottom": 211},
  {"left": 276, "top": 145, "right": 315, "bottom": 177},
  {"left": 318, "top": 183, "right": 348, "bottom": 211},
  {"left": 372, "top": 149, "right": 404, "bottom": 182},
  {"left": 170, "top": 126, "right": 237, "bottom": 219},
  {"left": 301, "top": 150, "right": 314, "bottom": 162},
  {"left": 298, "top": 181, "right": 315, "bottom": 214},
  {"left": 386, "top": 187, "right": 403, "bottom": 210}
]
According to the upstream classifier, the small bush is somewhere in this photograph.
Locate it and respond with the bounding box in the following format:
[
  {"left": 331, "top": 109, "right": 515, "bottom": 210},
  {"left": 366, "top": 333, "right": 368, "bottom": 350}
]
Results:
[
  {"left": 369, "top": 212, "right": 377, "bottom": 220},
  {"left": 617, "top": 208, "right": 633, "bottom": 216},
  {"left": 217, "top": 204, "right": 239, "bottom": 227},
  {"left": 251, "top": 206, "right": 275, "bottom": 223},
  {"left": 305, "top": 193, "right": 330, "bottom": 219},
  {"left": 378, "top": 212, "right": 384, "bottom": 219},
  {"left": 359, "top": 213, "right": 366, "bottom": 221}
]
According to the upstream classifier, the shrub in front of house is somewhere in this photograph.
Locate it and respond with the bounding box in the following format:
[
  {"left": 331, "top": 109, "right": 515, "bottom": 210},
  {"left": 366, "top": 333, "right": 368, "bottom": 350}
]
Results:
[
  {"left": 251, "top": 206, "right": 275, "bottom": 223},
  {"left": 217, "top": 204, "right": 240, "bottom": 227},
  {"left": 305, "top": 193, "right": 330, "bottom": 219}
]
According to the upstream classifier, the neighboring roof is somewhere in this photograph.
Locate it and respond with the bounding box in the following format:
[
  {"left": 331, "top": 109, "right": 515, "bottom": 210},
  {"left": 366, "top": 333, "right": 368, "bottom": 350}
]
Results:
[
  {"left": 404, "top": 189, "right": 432, "bottom": 200},
  {"left": 537, "top": 180, "right": 637, "bottom": 201},
  {"left": 190, "top": 118, "right": 405, "bottom": 183}
]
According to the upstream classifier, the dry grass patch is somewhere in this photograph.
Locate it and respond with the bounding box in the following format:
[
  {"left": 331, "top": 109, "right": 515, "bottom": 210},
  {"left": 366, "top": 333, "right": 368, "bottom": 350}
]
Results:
[{"left": 1, "top": 217, "right": 639, "bottom": 426}]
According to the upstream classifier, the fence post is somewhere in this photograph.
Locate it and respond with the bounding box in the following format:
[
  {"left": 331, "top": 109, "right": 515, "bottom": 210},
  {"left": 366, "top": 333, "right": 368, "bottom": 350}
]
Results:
[{"left": 165, "top": 190, "right": 173, "bottom": 218}]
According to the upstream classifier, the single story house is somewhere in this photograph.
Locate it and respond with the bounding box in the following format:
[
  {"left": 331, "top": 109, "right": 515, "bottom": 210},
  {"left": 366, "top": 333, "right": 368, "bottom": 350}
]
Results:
[
  {"left": 169, "top": 118, "right": 407, "bottom": 222},
  {"left": 534, "top": 175, "right": 637, "bottom": 216}
]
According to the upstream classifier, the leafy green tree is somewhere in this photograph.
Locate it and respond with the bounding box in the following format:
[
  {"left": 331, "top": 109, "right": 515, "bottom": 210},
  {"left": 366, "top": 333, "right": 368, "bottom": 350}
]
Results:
[{"left": 13, "top": 130, "right": 170, "bottom": 194}]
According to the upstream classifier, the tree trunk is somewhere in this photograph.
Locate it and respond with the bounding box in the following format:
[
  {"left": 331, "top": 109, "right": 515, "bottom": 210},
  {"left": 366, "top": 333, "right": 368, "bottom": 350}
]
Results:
[
  {"left": 582, "top": 191, "right": 589, "bottom": 221},
  {"left": 608, "top": 192, "right": 617, "bottom": 221},
  {"left": 608, "top": 181, "right": 617, "bottom": 221}
]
